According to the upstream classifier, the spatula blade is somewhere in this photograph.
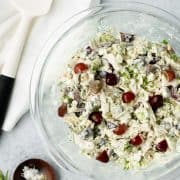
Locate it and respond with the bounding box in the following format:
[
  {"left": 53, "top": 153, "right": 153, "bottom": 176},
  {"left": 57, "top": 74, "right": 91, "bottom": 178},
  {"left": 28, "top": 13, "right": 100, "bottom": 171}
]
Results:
[{"left": 11, "top": 0, "right": 53, "bottom": 16}]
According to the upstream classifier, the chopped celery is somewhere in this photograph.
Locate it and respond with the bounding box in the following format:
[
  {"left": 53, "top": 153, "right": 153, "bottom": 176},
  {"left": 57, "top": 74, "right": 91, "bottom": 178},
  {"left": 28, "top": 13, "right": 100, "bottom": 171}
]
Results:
[
  {"left": 162, "top": 39, "right": 168, "bottom": 45},
  {"left": 170, "top": 54, "right": 179, "bottom": 62}
]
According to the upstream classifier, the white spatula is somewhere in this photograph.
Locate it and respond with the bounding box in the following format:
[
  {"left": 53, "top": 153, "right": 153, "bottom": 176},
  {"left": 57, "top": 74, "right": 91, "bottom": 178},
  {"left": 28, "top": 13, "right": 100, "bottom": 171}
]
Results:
[{"left": 0, "top": 0, "right": 53, "bottom": 129}]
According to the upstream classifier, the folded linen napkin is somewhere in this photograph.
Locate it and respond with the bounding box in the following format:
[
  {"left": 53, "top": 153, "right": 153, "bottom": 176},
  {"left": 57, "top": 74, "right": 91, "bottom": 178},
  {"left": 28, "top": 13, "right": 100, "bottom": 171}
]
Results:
[{"left": 1, "top": 0, "right": 100, "bottom": 131}]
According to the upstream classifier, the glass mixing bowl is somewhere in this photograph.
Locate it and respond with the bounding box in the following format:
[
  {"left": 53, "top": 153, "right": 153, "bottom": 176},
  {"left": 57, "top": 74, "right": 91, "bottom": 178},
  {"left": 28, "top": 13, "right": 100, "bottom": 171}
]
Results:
[{"left": 30, "top": 2, "right": 180, "bottom": 180}]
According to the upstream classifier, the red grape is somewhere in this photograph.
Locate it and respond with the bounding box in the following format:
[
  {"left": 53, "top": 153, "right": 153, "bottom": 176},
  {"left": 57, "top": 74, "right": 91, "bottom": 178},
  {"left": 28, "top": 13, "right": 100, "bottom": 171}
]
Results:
[
  {"left": 156, "top": 139, "right": 168, "bottom": 152},
  {"left": 122, "top": 91, "right": 135, "bottom": 103},
  {"left": 130, "top": 135, "right": 143, "bottom": 146},
  {"left": 164, "top": 69, "right": 175, "bottom": 82},
  {"left": 106, "top": 73, "right": 118, "bottom": 86},
  {"left": 96, "top": 150, "right": 109, "bottom": 163},
  {"left": 148, "top": 95, "right": 163, "bottom": 112},
  {"left": 89, "top": 111, "right": 103, "bottom": 125},
  {"left": 58, "top": 104, "right": 67, "bottom": 117},
  {"left": 113, "top": 124, "right": 127, "bottom": 135},
  {"left": 74, "top": 63, "right": 88, "bottom": 74}
]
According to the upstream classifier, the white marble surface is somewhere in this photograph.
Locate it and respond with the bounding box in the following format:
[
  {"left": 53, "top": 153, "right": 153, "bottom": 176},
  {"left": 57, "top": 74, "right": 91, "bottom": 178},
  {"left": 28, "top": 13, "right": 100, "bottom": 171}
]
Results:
[
  {"left": 0, "top": 0, "right": 180, "bottom": 179},
  {"left": 0, "top": 113, "right": 89, "bottom": 180}
]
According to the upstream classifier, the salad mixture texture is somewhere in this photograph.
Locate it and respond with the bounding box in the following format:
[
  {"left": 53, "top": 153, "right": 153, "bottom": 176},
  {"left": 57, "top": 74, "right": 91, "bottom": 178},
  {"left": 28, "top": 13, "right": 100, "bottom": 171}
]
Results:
[{"left": 57, "top": 30, "right": 180, "bottom": 169}]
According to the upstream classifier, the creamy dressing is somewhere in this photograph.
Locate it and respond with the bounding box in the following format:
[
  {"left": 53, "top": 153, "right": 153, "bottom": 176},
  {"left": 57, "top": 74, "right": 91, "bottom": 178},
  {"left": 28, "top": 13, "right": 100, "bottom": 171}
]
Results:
[{"left": 58, "top": 31, "right": 180, "bottom": 169}]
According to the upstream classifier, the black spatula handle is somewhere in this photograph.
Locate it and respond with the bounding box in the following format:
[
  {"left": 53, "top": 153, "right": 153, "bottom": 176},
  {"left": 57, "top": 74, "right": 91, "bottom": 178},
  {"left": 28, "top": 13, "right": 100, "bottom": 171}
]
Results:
[{"left": 0, "top": 75, "right": 14, "bottom": 129}]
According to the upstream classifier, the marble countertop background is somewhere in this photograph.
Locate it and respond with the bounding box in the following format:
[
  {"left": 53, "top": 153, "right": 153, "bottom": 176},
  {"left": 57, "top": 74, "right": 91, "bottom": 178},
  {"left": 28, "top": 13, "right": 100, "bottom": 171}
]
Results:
[{"left": 0, "top": 0, "right": 180, "bottom": 179}]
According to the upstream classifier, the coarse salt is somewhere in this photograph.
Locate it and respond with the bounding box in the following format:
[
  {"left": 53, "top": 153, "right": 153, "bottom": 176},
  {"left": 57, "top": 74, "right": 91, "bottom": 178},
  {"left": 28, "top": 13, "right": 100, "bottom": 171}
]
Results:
[{"left": 22, "top": 166, "right": 45, "bottom": 180}]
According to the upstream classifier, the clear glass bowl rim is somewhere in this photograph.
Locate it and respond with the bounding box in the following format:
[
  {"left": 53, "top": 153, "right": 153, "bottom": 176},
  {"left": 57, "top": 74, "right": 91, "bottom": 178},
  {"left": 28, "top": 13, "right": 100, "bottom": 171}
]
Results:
[{"left": 30, "top": 2, "right": 180, "bottom": 179}]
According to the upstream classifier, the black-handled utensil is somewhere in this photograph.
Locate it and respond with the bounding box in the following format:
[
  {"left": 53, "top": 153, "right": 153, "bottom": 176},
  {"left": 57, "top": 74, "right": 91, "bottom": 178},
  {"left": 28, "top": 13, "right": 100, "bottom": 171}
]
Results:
[
  {"left": 0, "top": 75, "right": 14, "bottom": 128},
  {"left": 0, "top": 0, "right": 53, "bottom": 131}
]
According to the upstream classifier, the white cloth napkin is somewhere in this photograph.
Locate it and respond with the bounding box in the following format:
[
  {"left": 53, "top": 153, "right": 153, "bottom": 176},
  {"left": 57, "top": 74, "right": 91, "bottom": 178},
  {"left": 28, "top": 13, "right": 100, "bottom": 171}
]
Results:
[{"left": 1, "top": 0, "right": 100, "bottom": 131}]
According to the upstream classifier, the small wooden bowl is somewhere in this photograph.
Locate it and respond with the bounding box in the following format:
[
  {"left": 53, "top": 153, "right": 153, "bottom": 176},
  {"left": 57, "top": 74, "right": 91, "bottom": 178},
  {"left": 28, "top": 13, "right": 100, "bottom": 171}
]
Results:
[{"left": 13, "top": 159, "right": 56, "bottom": 180}]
